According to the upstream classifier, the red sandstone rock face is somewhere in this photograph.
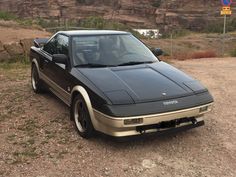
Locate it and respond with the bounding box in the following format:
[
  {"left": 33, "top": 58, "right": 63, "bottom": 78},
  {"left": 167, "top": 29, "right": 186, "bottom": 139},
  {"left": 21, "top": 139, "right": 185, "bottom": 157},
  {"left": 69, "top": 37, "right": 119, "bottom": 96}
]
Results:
[{"left": 0, "top": 0, "right": 228, "bottom": 30}]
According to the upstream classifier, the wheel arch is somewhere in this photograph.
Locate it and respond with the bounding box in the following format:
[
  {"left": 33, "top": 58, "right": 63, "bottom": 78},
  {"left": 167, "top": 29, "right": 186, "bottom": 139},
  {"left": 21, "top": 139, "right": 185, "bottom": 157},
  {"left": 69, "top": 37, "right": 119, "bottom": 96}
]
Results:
[
  {"left": 32, "top": 58, "right": 40, "bottom": 77},
  {"left": 70, "top": 86, "right": 96, "bottom": 127}
]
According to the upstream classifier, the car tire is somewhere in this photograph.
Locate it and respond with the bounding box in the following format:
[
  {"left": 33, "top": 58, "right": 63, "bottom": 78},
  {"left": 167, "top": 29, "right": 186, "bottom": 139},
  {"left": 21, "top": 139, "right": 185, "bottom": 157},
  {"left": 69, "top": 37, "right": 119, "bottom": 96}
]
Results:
[
  {"left": 72, "top": 94, "right": 94, "bottom": 138},
  {"left": 31, "top": 64, "right": 45, "bottom": 93}
]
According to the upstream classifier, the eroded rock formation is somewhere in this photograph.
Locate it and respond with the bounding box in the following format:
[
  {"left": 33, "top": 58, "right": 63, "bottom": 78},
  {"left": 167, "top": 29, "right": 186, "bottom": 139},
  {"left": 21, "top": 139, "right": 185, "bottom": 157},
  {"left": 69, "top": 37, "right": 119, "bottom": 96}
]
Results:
[{"left": 0, "top": 0, "right": 230, "bottom": 30}]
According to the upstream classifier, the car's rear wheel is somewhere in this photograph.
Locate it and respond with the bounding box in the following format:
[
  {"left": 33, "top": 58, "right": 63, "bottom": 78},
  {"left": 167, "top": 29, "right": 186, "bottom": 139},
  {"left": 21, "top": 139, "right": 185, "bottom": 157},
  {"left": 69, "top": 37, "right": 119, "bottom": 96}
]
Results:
[
  {"left": 72, "top": 94, "right": 94, "bottom": 138},
  {"left": 31, "top": 64, "right": 45, "bottom": 93}
]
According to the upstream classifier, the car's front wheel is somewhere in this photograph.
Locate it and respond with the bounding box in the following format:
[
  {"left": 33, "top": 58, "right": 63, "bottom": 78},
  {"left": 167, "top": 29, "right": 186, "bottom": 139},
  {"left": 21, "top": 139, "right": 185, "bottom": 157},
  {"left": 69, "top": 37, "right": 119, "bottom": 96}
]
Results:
[
  {"left": 72, "top": 94, "right": 94, "bottom": 138},
  {"left": 31, "top": 64, "right": 45, "bottom": 93}
]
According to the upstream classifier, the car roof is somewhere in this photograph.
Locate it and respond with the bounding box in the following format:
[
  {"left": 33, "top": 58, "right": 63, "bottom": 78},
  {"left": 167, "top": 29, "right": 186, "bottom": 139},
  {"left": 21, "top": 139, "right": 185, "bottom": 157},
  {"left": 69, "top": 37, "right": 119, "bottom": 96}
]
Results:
[{"left": 59, "top": 30, "right": 130, "bottom": 36}]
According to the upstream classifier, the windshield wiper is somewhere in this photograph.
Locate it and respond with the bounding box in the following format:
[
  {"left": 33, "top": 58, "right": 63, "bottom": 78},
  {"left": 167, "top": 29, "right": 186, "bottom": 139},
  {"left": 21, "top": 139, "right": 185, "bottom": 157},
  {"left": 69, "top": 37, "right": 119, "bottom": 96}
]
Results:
[
  {"left": 118, "top": 61, "right": 155, "bottom": 66},
  {"left": 74, "top": 63, "right": 116, "bottom": 68}
]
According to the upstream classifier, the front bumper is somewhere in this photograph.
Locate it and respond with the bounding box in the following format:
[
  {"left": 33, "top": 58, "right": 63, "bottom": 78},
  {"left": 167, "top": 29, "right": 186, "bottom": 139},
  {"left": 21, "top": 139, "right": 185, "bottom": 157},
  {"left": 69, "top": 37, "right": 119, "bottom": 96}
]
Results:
[{"left": 92, "top": 103, "right": 213, "bottom": 137}]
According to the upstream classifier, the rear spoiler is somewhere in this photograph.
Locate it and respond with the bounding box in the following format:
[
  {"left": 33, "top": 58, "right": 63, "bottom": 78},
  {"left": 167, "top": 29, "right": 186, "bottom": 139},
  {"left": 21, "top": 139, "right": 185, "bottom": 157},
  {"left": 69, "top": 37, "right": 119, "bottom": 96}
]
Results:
[{"left": 34, "top": 38, "right": 49, "bottom": 48}]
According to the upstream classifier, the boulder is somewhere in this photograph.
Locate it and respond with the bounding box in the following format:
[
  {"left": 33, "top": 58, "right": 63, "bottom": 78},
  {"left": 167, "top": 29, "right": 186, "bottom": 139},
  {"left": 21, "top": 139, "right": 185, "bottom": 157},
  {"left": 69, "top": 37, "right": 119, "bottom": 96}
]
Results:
[
  {"left": 20, "top": 38, "right": 34, "bottom": 56},
  {"left": 3, "top": 42, "right": 24, "bottom": 56},
  {"left": 0, "top": 50, "right": 11, "bottom": 62}
]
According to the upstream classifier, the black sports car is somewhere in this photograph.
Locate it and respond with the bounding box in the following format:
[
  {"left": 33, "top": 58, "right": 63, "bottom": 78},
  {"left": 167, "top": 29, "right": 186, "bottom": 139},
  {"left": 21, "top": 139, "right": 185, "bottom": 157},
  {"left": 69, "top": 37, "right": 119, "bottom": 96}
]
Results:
[{"left": 30, "top": 30, "right": 214, "bottom": 139}]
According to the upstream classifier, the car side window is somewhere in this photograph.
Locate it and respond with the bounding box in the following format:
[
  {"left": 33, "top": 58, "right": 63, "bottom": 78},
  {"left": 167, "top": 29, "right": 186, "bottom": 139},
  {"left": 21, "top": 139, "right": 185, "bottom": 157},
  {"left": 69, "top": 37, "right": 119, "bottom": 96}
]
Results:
[
  {"left": 57, "top": 34, "right": 69, "bottom": 56},
  {"left": 43, "top": 37, "right": 57, "bottom": 55},
  {"left": 43, "top": 34, "right": 69, "bottom": 56}
]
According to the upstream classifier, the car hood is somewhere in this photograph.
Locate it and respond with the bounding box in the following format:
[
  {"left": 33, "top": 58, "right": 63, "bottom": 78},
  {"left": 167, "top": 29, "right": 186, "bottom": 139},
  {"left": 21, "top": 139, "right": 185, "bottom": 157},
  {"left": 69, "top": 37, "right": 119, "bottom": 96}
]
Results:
[{"left": 78, "top": 62, "right": 207, "bottom": 105}]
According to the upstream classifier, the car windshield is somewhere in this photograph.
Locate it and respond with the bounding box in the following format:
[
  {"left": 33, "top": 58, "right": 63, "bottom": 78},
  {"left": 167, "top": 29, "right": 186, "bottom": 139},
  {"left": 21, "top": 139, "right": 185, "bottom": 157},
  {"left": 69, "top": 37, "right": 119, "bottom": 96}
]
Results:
[{"left": 72, "top": 34, "right": 158, "bottom": 67}]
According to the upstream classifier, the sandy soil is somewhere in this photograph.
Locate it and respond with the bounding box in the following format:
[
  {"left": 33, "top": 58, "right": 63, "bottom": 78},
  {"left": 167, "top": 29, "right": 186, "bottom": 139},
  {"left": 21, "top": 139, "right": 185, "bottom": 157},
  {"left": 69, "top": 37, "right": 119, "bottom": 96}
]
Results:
[
  {"left": 0, "top": 58, "right": 236, "bottom": 177},
  {"left": 0, "top": 26, "right": 50, "bottom": 43}
]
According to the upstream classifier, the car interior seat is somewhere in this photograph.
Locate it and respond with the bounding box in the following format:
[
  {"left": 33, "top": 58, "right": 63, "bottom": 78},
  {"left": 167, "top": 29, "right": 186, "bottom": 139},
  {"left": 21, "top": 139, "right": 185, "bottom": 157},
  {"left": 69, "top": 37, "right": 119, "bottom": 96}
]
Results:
[{"left": 99, "top": 38, "right": 117, "bottom": 65}]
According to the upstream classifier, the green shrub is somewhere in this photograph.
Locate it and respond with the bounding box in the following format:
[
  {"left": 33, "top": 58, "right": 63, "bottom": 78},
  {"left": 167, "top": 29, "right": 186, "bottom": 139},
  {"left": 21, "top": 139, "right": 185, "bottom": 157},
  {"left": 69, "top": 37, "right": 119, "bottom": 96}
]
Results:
[
  {"left": 227, "top": 18, "right": 236, "bottom": 32},
  {"left": 0, "top": 11, "right": 17, "bottom": 21},
  {"left": 0, "top": 10, "right": 143, "bottom": 37},
  {"left": 161, "top": 29, "right": 190, "bottom": 39},
  {"left": 79, "top": 16, "right": 105, "bottom": 29},
  {"left": 0, "top": 60, "right": 29, "bottom": 70},
  {"left": 0, "top": 10, "right": 37, "bottom": 27},
  {"left": 0, "top": 10, "right": 53, "bottom": 28},
  {"left": 152, "top": 0, "right": 162, "bottom": 8},
  {"left": 204, "top": 18, "right": 236, "bottom": 33},
  {"left": 76, "top": 0, "right": 95, "bottom": 5},
  {"left": 205, "top": 21, "right": 223, "bottom": 33},
  {"left": 162, "top": 51, "right": 170, "bottom": 56},
  {"left": 78, "top": 16, "right": 144, "bottom": 38},
  {"left": 230, "top": 48, "right": 236, "bottom": 57},
  {"left": 35, "top": 18, "right": 60, "bottom": 28},
  {"left": 4, "top": 55, "right": 29, "bottom": 64}
]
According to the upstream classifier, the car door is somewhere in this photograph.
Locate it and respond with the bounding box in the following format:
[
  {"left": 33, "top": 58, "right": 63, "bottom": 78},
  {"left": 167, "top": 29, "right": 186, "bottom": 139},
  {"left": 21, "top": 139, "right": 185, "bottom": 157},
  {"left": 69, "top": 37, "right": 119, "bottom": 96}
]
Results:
[
  {"left": 39, "top": 35, "right": 57, "bottom": 79},
  {"left": 41, "top": 34, "right": 71, "bottom": 105}
]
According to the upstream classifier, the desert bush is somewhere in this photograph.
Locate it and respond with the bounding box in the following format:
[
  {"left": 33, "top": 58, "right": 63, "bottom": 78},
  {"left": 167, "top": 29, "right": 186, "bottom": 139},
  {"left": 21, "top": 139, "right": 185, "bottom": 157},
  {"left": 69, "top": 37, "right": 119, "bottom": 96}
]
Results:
[
  {"left": 205, "top": 18, "right": 236, "bottom": 33},
  {"left": 76, "top": 0, "right": 95, "bottom": 5},
  {"left": 10, "top": 55, "right": 28, "bottom": 63},
  {"left": 162, "top": 29, "right": 191, "bottom": 39},
  {"left": 0, "top": 60, "right": 29, "bottom": 70},
  {"left": 79, "top": 16, "right": 104, "bottom": 29},
  {"left": 173, "top": 53, "right": 191, "bottom": 60},
  {"left": 227, "top": 18, "right": 236, "bottom": 32},
  {"left": 230, "top": 48, "right": 236, "bottom": 57},
  {"left": 152, "top": 0, "right": 162, "bottom": 8},
  {"left": 0, "top": 55, "right": 30, "bottom": 65},
  {"left": 190, "top": 50, "right": 217, "bottom": 59},
  {"left": 0, "top": 11, "right": 17, "bottom": 21},
  {"left": 205, "top": 21, "right": 223, "bottom": 33},
  {"left": 173, "top": 50, "right": 217, "bottom": 60},
  {"left": 36, "top": 18, "right": 60, "bottom": 28},
  {"left": 79, "top": 16, "right": 143, "bottom": 37},
  {"left": 0, "top": 10, "right": 38, "bottom": 27},
  {"left": 0, "top": 10, "right": 57, "bottom": 28}
]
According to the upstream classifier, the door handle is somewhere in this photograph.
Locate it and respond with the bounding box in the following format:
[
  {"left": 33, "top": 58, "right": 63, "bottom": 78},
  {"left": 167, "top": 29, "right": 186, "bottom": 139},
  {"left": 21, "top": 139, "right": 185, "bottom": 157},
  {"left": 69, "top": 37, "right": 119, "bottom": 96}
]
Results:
[{"left": 44, "top": 59, "right": 49, "bottom": 63}]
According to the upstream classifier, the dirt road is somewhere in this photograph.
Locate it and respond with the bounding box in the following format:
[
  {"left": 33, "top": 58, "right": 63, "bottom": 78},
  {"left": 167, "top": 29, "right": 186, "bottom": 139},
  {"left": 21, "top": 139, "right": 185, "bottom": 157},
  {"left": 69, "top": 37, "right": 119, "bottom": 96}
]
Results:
[{"left": 0, "top": 58, "right": 236, "bottom": 177}]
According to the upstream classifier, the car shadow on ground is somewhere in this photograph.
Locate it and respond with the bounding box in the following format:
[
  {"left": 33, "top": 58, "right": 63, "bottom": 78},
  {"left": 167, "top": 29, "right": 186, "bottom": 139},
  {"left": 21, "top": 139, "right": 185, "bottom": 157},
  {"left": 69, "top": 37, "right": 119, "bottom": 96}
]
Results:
[{"left": 92, "top": 128, "right": 199, "bottom": 147}]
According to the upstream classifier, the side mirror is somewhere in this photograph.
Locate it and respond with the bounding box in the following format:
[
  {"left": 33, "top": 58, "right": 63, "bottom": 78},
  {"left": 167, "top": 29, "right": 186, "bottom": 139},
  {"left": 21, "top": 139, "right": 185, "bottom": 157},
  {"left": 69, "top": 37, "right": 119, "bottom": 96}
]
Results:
[
  {"left": 52, "top": 54, "right": 68, "bottom": 65},
  {"left": 152, "top": 48, "right": 163, "bottom": 57}
]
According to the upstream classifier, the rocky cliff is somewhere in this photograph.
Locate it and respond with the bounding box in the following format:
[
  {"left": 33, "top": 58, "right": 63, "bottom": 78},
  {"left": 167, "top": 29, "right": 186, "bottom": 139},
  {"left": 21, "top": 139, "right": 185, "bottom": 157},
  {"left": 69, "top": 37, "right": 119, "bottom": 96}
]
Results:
[{"left": 0, "top": 0, "right": 233, "bottom": 30}]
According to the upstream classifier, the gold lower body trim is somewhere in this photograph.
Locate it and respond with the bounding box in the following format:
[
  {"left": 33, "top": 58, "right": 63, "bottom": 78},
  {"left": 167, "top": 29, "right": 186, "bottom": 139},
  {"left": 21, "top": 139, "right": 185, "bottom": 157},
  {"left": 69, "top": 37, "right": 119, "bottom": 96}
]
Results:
[{"left": 92, "top": 103, "right": 213, "bottom": 137}]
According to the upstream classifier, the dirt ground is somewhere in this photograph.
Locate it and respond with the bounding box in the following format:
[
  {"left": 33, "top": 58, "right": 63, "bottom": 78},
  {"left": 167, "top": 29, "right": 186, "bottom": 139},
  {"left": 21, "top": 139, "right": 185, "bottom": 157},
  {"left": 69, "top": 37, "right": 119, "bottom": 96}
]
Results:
[
  {"left": 0, "top": 25, "right": 50, "bottom": 43},
  {"left": 0, "top": 58, "right": 236, "bottom": 177}
]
